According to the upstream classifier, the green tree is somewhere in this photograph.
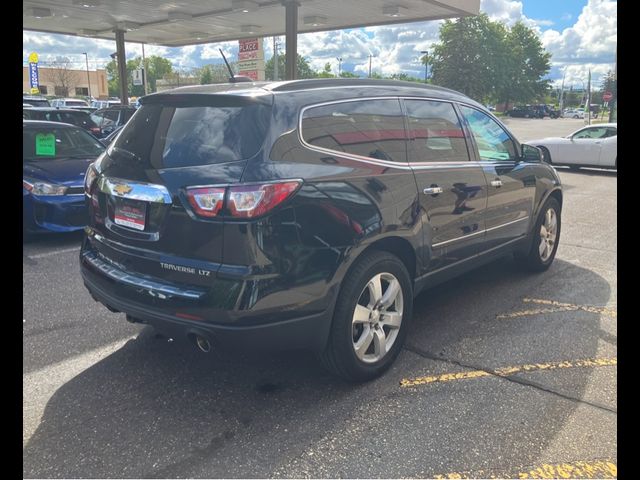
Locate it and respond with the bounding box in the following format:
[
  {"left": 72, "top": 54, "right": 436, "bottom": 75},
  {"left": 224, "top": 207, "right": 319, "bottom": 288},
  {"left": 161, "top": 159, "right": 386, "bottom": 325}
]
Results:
[
  {"left": 339, "top": 71, "right": 360, "bottom": 78},
  {"left": 106, "top": 55, "right": 173, "bottom": 97},
  {"left": 145, "top": 56, "right": 173, "bottom": 91},
  {"left": 200, "top": 65, "right": 213, "bottom": 84},
  {"left": 430, "top": 14, "right": 509, "bottom": 102},
  {"left": 498, "top": 21, "right": 551, "bottom": 109},
  {"left": 430, "top": 14, "right": 550, "bottom": 107},
  {"left": 265, "top": 53, "right": 317, "bottom": 80},
  {"left": 600, "top": 70, "right": 616, "bottom": 98},
  {"left": 317, "top": 62, "right": 335, "bottom": 78},
  {"left": 389, "top": 73, "right": 423, "bottom": 83}
]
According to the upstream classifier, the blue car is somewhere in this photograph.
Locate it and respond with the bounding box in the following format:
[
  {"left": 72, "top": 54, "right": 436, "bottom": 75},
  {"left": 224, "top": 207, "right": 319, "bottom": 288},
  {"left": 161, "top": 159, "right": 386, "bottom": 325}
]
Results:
[{"left": 23, "top": 120, "right": 105, "bottom": 235}]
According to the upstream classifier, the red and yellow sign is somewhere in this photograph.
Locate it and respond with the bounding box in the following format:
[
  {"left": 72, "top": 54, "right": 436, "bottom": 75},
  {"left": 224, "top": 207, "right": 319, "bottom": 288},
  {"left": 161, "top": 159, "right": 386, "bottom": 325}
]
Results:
[{"left": 238, "top": 38, "right": 265, "bottom": 81}]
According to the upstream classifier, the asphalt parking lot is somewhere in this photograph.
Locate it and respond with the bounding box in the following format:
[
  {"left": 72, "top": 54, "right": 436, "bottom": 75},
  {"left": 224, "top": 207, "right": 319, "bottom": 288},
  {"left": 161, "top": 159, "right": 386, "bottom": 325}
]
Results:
[{"left": 23, "top": 117, "right": 616, "bottom": 478}]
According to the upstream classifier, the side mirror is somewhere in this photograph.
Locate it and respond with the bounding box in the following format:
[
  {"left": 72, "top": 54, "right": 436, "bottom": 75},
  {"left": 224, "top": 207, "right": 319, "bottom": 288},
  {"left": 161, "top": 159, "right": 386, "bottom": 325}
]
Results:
[{"left": 522, "top": 144, "right": 543, "bottom": 163}]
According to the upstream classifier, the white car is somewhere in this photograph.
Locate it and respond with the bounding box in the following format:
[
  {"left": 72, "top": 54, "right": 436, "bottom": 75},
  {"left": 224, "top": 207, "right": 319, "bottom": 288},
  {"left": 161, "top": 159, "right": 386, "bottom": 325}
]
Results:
[
  {"left": 527, "top": 123, "right": 617, "bottom": 169},
  {"left": 562, "top": 109, "right": 585, "bottom": 119}
]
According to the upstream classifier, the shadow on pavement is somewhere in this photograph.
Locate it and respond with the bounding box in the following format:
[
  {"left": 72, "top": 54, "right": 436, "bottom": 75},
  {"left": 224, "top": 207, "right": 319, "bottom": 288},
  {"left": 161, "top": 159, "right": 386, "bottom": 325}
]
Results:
[{"left": 23, "top": 257, "right": 612, "bottom": 478}]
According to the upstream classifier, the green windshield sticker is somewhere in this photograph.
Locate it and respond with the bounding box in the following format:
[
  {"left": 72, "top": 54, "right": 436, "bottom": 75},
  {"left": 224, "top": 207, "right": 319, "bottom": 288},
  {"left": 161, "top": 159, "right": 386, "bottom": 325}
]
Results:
[{"left": 35, "top": 133, "right": 56, "bottom": 156}]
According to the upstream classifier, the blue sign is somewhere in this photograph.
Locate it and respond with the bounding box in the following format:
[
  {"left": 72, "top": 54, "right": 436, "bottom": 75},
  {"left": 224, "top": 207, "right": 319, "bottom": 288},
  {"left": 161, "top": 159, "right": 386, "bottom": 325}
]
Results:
[{"left": 29, "top": 62, "right": 39, "bottom": 89}]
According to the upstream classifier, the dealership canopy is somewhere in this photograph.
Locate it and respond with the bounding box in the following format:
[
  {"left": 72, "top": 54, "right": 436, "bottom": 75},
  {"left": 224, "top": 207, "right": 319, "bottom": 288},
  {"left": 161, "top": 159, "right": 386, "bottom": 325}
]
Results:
[{"left": 23, "top": 0, "right": 479, "bottom": 102}]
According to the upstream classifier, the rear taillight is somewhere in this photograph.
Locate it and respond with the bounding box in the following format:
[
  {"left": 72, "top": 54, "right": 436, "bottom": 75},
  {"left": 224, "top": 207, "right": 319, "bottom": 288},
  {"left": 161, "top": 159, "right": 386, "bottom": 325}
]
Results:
[
  {"left": 227, "top": 182, "right": 300, "bottom": 218},
  {"left": 185, "top": 180, "right": 301, "bottom": 219},
  {"left": 84, "top": 164, "right": 98, "bottom": 196},
  {"left": 186, "top": 187, "right": 225, "bottom": 217}
]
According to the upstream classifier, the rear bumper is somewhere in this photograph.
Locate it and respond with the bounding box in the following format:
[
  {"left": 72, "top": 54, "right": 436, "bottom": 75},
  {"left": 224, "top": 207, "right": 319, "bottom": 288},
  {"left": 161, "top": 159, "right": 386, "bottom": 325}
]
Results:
[{"left": 80, "top": 245, "right": 335, "bottom": 353}]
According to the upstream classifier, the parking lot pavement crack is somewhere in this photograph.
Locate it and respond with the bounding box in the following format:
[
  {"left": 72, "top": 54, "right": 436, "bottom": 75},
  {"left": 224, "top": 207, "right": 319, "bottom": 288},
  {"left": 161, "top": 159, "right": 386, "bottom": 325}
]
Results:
[{"left": 402, "top": 344, "right": 617, "bottom": 415}]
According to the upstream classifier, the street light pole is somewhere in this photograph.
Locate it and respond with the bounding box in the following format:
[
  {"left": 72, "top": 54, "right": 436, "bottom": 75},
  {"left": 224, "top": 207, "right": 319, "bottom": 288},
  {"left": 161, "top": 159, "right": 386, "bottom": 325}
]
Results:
[
  {"left": 82, "top": 52, "right": 91, "bottom": 99},
  {"left": 273, "top": 36, "right": 279, "bottom": 81},
  {"left": 336, "top": 57, "right": 342, "bottom": 77},
  {"left": 420, "top": 50, "right": 428, "bottom": 83},
  {"left": 368, "top": 54, "right": 372, "bottom": 78}
]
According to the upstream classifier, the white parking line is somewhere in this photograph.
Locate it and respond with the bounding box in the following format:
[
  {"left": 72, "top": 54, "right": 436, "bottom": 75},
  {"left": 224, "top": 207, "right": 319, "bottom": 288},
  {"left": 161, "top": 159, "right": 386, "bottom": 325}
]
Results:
[
  {"left": 26, "top": 247, "right": 81, "bottom": 260},
  {"left": 23, "top": 336, "right": 137, "bottom": 446}
]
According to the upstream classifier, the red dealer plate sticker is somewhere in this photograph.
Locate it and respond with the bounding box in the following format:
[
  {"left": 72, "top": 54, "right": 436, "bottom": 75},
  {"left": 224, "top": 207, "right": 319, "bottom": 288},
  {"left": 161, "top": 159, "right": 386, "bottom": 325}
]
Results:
[{"left": 114, "top": 199, "right": 147, "bottom": 231}]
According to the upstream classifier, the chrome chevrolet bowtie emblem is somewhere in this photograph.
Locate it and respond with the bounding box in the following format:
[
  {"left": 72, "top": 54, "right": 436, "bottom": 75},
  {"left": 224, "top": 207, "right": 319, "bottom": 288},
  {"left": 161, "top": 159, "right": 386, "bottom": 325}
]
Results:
[{"left": 113, "top": 184, "right": 133, "bottom": 196}]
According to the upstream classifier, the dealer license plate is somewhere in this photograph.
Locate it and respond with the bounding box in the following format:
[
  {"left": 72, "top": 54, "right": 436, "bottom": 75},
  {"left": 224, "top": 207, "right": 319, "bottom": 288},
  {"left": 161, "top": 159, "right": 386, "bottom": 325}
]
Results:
[{"left": 114, "top": 199, "right": 147, "bottom": 231}]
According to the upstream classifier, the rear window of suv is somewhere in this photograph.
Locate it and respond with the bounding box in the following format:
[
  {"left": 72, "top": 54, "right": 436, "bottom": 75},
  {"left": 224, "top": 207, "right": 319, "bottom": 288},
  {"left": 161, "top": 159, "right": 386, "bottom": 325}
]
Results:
[{"left": 110, "top": 95, "right": 272, "bottom": 168}]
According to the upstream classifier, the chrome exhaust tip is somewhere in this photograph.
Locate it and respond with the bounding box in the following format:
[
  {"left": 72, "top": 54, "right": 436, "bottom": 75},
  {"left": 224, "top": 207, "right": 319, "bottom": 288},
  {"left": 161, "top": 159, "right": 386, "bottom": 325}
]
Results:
[{"left": 194, "top": 335, "right": 211, "bottom": 353}]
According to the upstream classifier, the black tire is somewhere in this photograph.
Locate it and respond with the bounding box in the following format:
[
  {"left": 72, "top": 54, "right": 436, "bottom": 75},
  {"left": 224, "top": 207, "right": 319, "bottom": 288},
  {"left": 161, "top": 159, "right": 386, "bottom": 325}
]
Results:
[
  {"left": 515, "top": 197, "right": 561, "bottom": 272},
  {"left": 319, "top": 250, "right": 413, "bottom": 382},
  {"left": 539, "top": 146, "right": 552, "bottom": 164}
]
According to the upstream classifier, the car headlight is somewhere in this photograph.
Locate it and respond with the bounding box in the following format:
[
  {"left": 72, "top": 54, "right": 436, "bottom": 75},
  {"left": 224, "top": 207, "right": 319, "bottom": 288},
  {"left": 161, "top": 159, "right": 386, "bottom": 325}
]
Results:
[{"left": 23, "top": 179, "right": 68, "bottom": 196}]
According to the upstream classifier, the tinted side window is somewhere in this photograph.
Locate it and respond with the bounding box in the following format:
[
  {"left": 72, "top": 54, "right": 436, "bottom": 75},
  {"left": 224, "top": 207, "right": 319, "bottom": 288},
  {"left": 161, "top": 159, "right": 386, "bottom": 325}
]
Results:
[
  {"left": 301, "top": 99, "right": 406, "bottom": 163},
  {"left": 605, "top": 127, "right": 617, "bottom": 138},
  {"left": 90, "top": 112, "right": 104, "bottom": 126},
  {"left": 459, "top": 106, "right": 517, "bottom": 161},
  {"left": 573, "top": 127, "right": 607, "bottom": 139},
  {"left": 405, "top": 99, "right": 469, "bottom": 163}
]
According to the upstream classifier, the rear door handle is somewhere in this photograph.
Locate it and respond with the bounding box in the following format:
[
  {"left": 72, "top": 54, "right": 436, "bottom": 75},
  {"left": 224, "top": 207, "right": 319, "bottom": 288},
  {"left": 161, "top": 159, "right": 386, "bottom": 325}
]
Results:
[
  {"left": 490, "top": 179, "right": 503, "bottom": 188},
  {"left": 423, "top": 186, "right": 443, "bottom": 195}
]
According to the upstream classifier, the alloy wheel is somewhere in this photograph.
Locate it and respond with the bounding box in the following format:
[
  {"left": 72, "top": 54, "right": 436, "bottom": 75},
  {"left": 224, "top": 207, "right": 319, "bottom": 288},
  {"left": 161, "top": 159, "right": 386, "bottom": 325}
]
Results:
[
  {"left": 352, "top": 272, "right": 403, "bottom": 364},
  {"left": 539, "top": 207, "right": 558, "bottom": 262}
]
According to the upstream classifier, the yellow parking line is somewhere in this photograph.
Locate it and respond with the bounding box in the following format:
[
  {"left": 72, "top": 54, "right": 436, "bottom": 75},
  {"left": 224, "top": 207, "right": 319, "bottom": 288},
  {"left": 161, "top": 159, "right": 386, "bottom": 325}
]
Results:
[
  {"left": 523, "top": 298, "right": 617, "bottom": 317},
  {"left": 433, "top": 459, "right": 617, "bottom": 479},
  {"left": 496, "top": 298, "right": 617, "bottom": 319},
  {"left": 496, "top": 307, "right": 573, "bottom": 319},
  {"left": 400, "top": 358, "right": 616, "bottom": 387}
]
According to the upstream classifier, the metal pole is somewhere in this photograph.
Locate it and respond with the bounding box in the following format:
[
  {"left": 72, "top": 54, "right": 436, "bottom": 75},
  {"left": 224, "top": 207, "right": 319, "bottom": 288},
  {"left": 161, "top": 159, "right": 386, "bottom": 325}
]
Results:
[
  {"left": 609, "top": 47, "right": 616, "bottom": 122},
  {"left": 559, "top": 67, "right": 566, "bottom": 113},
  {"left": 283, "top": 1, "right": 298, "bottom": 80},
  {"left": 82, "top": 52, "right": 91, "bottom": 99},
  {"left": 587, "top": 69, "right": 591, "bottom": 125},
  {"left": 273, "top": 36, "right": 279, "bottom": 81},
  {"left": 336, "top": 57, "right": 342, "bottom": 76},
  {"left": 141, "top": 42, "right": 148, "bottom": 95},
  {"left": 114, "top": 29, "right": 129, "bottom": 105},
  {"left": 368, "top": 54, "right": 372, "bottom": 78},
  {"left": 420, "top": 50, "right": 428, "bottom": 83}
]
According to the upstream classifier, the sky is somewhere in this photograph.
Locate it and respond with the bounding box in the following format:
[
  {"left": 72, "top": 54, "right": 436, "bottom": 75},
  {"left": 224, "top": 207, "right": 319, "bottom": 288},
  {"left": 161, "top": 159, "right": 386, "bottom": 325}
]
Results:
[{"left": 22, "top": 0, "right": 617, "bottom": 90}]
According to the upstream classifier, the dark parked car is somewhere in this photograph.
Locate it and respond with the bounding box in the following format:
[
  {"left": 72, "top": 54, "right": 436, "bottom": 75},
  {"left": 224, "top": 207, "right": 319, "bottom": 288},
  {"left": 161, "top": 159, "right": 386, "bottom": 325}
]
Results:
[
  {"left": 81, "top": 79, "right": 562, "bottom": 381},
  {"left": 506, "top": 105, "right": 537, "bottom": 118},
  {"left": 531, "top": 104, "right": 560, "bottom": 119},
  {"left": 23, "top": 95, "right": 50, "bottom": 107},
  {"left": 102, "top": 124, "right": 124, "bottom": 146},
  {"left": 23, "top": 107, "right": 102, "bottom": 137},
  {"left": 23, "top": 120, "right": 105, "bottom": 235},
  {"left": 90, "top": 106, "right": 137, "bottom": 138},
  {"left": 69, "top": 105, "right": 98, "bottom": 114}
]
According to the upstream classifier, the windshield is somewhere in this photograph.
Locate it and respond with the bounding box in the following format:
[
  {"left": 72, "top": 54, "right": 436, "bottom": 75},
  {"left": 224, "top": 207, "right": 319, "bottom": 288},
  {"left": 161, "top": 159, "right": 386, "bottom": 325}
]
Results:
[
  {"left": 23, "top": 126, "right": 105, "bottom": 161},
  {"left": 110, "top": 97, "right": 272, "bottom": 168}
]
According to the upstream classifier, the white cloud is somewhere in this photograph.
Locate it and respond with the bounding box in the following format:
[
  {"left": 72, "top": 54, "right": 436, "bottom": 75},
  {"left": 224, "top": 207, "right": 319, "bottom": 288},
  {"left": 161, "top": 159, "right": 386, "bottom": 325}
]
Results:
[
  {"left": 532, "top": 19, "right": 555, "bottom": 27},
  {"left": 480, "top": 0, "right": 524, "bottom": 25},
  {"left": 23, "top": 0, "right": 616, "bottom": 87},
  {"left": 542, "top": 0, "right": 616, "bottom": 87}
]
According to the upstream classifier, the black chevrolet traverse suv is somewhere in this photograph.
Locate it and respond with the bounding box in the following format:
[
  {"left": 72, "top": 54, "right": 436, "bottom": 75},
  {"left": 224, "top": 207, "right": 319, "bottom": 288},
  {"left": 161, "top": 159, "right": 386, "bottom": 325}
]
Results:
[{"left": 81, "top": 79, "right": 562, "bottom": 381}]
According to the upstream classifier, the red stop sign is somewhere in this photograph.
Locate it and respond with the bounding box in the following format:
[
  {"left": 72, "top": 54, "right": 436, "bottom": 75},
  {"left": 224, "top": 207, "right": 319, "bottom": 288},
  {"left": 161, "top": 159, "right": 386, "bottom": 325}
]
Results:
[{"left": 603, "top": 91, "right": 613, "bottom": 101}]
